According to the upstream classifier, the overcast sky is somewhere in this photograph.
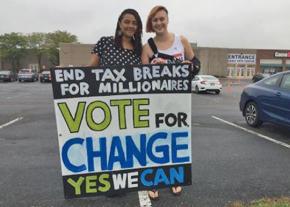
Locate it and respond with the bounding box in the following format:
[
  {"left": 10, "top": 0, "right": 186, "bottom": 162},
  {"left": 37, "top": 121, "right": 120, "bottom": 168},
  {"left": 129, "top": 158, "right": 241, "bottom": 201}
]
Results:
[{"left": 1, "top": 0, "right": 290, "bottom": 49}]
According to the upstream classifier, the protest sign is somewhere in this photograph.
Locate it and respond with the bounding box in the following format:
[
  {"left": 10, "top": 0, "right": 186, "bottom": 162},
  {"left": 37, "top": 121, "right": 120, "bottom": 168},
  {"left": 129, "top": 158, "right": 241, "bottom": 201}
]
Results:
[{"left": 51, "top": 64, "right": 192, "bottom": 198}]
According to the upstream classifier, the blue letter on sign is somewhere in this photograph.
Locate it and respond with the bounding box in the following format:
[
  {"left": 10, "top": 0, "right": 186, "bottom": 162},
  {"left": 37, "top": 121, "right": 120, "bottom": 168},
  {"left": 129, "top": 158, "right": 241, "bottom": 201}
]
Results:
[
  {"left": 86, "top": 137, "right": 108, "bottom": 171},
  {"left": 147, "top": 132, "right": 169, "bottom": 164},
  {"left": 62, "top": 138, "right": 86, "bottom": 173},
  {"left": 172, "top": 132, "right": 189, "bottom": 163},
  {"left": 140, "top": 169, "right": 153, "bottom": 186}
]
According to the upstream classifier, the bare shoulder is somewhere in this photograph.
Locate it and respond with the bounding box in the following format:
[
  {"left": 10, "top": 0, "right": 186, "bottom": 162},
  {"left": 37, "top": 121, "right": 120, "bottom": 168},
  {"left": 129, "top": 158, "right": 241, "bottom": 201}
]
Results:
[
  {"left": 143, "top": 42, "right": 150, "bottom": 50},
  {"left": 141, "top": 43, "right": 152, "bottom": 64},
  {"left": 142, "top": 43, "right": 153, "bottom": 55},
  {"left": 180, "top": 35, "right": 190, "bottom": 44}
]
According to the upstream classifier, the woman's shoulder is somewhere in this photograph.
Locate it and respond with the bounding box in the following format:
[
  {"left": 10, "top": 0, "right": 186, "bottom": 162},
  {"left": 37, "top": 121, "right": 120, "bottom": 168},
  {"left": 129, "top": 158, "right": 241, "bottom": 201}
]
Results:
[
  {"left": 142, "top": 42, "right": 154, "bottom": 56},
  {"left": 96, "top": 36, "right": 114, "bottom": 44},
  {"left": 179, "top": 35, "right": 189, "bottom": 44}
]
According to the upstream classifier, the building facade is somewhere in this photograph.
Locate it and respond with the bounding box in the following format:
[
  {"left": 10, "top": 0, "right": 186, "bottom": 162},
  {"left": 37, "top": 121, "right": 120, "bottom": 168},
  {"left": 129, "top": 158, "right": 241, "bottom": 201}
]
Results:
[
  {"left": 256, "top": 50, "right": 290, "bottom": 74},
  {"left": 0, "top": 50, "right": 52, "bottom": 72},
  {"left": 58, "top": 43, "right": 290, "bottom": 79}
]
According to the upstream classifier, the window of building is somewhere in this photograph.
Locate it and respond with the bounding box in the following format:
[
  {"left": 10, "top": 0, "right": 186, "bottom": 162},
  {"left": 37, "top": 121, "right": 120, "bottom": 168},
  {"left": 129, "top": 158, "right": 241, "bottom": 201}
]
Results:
[
  {"left": 29, "top": 64, "right": 39, "bottom": 72},
  {"left": 262, "top": 67, "right": 282, "bottom": 75}
]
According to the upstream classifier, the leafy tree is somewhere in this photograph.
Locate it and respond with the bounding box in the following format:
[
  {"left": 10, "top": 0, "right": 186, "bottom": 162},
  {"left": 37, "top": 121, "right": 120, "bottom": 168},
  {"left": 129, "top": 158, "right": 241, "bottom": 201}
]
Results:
[
  {"left": 0, "top": 33, "right": 27, "bottom": 72},
  {"left": 26, "top": 32, "right": 48, "bottom": 70},
  {"left": 0, "top": 31, "right": 78, "bottom": 70},
  {"left": 46, "top": 30, "right": 78, "bottom": 66}
]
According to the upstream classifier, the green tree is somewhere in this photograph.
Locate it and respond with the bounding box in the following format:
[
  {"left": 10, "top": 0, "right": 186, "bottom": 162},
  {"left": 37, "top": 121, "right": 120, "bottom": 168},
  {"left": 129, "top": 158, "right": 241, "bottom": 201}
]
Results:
[
  {"left": 26, "top": 32, "right": 48, "bottom": 70},
  {"left": 0, "top": 33, "right": 27, "bottom": 72},
  {"left": 46, "top": 30, "right": 78, "bottom": 66}
]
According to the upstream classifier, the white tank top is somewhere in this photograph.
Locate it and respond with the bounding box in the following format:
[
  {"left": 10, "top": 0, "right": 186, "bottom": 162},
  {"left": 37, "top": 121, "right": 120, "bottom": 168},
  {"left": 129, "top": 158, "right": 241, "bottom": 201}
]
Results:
[{"left": 159, "top": 35, "right": 185, "bottom": 62}]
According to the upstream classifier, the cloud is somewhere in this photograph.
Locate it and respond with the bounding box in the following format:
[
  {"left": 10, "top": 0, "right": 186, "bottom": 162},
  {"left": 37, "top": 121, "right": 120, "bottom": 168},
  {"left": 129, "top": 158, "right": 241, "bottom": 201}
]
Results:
[{"left": 1, "top": 0, "right": 290, "bottom": 49}]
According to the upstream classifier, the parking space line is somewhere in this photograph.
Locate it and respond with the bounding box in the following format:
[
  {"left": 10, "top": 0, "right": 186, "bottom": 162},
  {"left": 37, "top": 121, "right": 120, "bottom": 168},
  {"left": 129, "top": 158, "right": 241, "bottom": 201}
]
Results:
[
  {"left": 212, "top": 116, "right": 290, "bottom": 149},
  {"left": 0, "top": 117, "right": 23, "bottom": 129},
  {"left": 138, "top": 190, "right": 152, "bottom": 207}
]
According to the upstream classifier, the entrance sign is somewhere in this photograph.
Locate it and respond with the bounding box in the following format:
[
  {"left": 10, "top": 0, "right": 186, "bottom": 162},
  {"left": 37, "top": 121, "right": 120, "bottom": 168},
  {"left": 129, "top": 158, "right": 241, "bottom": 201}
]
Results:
[
  {"left": 51, "top": 64, "right": 192, "bottom": 198},
  {"left": 228, "top": 54, "right": 256, "bottom": 64}
]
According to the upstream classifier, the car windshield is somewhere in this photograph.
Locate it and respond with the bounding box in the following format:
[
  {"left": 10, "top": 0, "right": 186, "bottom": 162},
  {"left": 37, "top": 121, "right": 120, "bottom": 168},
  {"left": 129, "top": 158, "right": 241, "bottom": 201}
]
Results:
[
  {"left": 19, "top": 69, "right": 31, "bottom": 73},
  {"left": 0, "top": 71, "right": 10, "bottom": 75},
  {"left": 201, "top": 76, "right": 217, "bottom": 80}
]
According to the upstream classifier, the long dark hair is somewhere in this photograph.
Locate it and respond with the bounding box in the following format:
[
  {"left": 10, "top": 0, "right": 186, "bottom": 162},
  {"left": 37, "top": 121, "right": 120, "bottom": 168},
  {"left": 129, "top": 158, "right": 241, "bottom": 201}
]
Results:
[{"left": 114, "top": 9, "right": 143, "bottom": 56}]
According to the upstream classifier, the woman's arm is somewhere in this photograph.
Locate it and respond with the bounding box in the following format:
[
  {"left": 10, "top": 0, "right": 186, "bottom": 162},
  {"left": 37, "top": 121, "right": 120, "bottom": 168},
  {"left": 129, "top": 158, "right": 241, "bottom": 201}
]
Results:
[
  {"left": 180, "top": 35, "right": 195, "bottom": 61},
  {"left": 89, "top": 54, "right": 100, "bottom": 66},
  {"left": 180, "top": 35, "right": 201, "bottom": 75},
  {"left": 141, "top": 44, "right": 151, "bottom": 64},
  {"left": 142, "top": 43, "right": 166, "bottom": 64}
]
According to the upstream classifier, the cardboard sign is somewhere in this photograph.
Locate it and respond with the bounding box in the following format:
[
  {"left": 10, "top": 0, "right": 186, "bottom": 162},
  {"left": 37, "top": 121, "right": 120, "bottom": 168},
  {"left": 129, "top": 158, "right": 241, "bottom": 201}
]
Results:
[{"left": 50, "top": 64, "right": 192, "bottom": 198}]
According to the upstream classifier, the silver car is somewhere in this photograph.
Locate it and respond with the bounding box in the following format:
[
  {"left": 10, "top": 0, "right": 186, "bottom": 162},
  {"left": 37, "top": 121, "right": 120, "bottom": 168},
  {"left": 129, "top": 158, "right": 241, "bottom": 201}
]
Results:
[{"left": 18, "top": 69, "right": 38, "bottom": 82}]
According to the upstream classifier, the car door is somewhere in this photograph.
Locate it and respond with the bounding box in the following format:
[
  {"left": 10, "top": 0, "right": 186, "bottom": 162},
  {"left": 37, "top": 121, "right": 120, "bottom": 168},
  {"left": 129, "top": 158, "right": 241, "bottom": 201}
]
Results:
[
  {"left": 256, "top": 74, "right": 282, "bottom": 122},
  {"left": 277, "top": 73, "right": 290, "bottom": 125}
]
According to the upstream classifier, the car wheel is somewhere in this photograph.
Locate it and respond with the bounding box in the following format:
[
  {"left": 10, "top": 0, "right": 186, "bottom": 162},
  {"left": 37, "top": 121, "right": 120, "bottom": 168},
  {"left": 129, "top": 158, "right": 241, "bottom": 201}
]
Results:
[
  {"left": 195, "top": 86, "right": 199, "bottom": 93},
  {"left": 215, "top": 90, "right": 220, "bottom": 94},
  {"left": 244, "top": 101, "right": 262, "bottom": 127}
]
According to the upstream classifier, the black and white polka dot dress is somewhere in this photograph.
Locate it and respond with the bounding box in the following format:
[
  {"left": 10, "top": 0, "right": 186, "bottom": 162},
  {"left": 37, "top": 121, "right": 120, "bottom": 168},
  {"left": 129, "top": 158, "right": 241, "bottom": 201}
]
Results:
[{"left": 91, "top": 36, "right": 141, "bottom": 67}]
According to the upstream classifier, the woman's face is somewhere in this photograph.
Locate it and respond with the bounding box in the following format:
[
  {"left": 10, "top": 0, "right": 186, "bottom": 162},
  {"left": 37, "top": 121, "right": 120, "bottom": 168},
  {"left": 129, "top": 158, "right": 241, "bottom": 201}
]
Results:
[
  {"left": 119, "top": 13, "right": 138, "bottom": 38},
  {"left": 151, "top": 10, "right": 168, "bottom": 34}
]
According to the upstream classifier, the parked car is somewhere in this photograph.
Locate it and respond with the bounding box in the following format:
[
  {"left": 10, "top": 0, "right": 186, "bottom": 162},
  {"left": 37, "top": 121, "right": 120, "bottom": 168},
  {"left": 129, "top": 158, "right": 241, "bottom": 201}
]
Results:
[
  {"left": 39, "top": 70, "right": 51, "bottom": 82},
  {"left": 240, "top": 71, "right": 290, "bottom": 128},
  {"left": 18, "top": 69, "right": 38, "bottom": 82},
  {"left": 252, "top": 73, "right": 271, "bottom": 83},
  {"left": 192, "top": 75, "right": 222, "bottom": 94},
  {"left": 0, "top": 70, "right": 17, "bottom": 82}
]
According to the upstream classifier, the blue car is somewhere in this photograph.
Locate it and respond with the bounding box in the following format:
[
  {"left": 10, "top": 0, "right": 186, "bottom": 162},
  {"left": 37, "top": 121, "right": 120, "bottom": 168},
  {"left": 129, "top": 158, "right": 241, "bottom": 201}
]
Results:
[{"left": 240, "top": 71, "right": 290, "bottom": 128}]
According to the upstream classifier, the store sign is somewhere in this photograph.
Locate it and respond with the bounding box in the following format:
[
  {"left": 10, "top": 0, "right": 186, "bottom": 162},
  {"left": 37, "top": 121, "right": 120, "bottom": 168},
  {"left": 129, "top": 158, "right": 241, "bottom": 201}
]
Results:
[
  {"left": 50, "top": 65, "right": 192, "bottom": 199},
  {"left": 228, "top": 54, "right": 256, "bottom": 64},
  {"left": 274, "top": 51, "right": 290, "bottom": 58}
]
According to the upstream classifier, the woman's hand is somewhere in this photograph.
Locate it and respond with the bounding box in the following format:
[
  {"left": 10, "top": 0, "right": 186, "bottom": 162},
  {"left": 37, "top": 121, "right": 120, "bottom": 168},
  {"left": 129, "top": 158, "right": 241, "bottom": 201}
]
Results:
[
  {"left": 151, "top": 57, "right": 167, "bottom": 64},
  {"left": 182, "top": 60, "right": 192, "bottom": 64}
]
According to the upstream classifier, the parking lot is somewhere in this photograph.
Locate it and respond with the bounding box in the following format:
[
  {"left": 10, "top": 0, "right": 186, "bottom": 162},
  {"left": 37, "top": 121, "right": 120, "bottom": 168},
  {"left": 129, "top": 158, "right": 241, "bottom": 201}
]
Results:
[{"left": 0, "top": 80, "right": 290, "bottom": 207}]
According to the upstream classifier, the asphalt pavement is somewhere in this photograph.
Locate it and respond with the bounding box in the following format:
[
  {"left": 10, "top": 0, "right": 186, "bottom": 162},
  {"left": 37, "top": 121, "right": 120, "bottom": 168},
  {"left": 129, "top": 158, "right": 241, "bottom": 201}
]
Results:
[{"left": 0, "top": 80, "right": 289, "bottom": 207}]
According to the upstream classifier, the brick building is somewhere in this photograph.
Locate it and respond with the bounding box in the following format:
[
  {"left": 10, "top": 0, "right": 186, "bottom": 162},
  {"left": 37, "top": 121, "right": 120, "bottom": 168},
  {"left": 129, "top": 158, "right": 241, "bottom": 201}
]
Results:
[{"left": 58, "top": 43, "right": 290, "bottom": 79}]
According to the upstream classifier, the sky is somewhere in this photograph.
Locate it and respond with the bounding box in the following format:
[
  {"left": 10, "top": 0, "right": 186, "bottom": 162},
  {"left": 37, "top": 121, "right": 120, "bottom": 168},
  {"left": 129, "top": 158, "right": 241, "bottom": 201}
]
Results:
[{"left": 1, "top": 0, "right": 290, "bottom": 49}]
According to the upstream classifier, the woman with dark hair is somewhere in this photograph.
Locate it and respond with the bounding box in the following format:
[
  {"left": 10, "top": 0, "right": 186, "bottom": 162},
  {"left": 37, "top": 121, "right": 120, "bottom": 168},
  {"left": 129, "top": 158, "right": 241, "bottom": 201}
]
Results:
[
  {"left": 89, "top": 9, "right": 142, "bottom": 198},
  {"left": 90, "top": 8, "right": 143, "bottom": 66}
]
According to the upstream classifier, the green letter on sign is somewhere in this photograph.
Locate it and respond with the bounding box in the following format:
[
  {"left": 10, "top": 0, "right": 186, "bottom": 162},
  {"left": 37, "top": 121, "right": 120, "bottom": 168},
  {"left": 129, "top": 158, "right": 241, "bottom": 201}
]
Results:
[
  {"left": 58, "top": 102, "right": 86, "bottom": 133},
  {"left": 86, "top": 175, "right": 97, "bottom": 193},
  {"left": 86, "top": 101, "right": 111, "bottom": 131},
  {"left": 67, "top": 176, "right": 85, "bottom": 195},
  {"left": 110, "top": 99, "right": 131, "bottom": 129},
  {"left": 133, "top": 99, "right": 149, "bottom": 128},
  {"left": 98, "top": 174, "right": 111, "bottom": 192}
]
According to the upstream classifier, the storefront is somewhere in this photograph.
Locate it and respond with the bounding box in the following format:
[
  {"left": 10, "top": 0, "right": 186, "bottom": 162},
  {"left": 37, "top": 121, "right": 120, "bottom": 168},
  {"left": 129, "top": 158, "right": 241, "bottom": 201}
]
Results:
[
  {"left": 286, "top": 60, "right": 290, "bottom": 70},
  {"left": 227, "top": 53, "right": 256, "bottom": 78},
  {"left": 260, "top": 59, "right": 282, "bottom": 74},
  {"left": 256, "top": 50, "right": 290, "bottom": 74}
]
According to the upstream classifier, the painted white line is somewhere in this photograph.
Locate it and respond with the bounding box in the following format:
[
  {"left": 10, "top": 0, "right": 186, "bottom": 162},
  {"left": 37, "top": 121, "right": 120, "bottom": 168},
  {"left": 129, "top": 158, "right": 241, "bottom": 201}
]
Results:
[
  {"left": 212, "top": 116, "right": 290, "bottom": 149},
  {"left": 0, "top": 117, "right": 23, "bottom": 129},
  {"left": 138, "top": 190, "right": 152, "bottom": 207}
]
